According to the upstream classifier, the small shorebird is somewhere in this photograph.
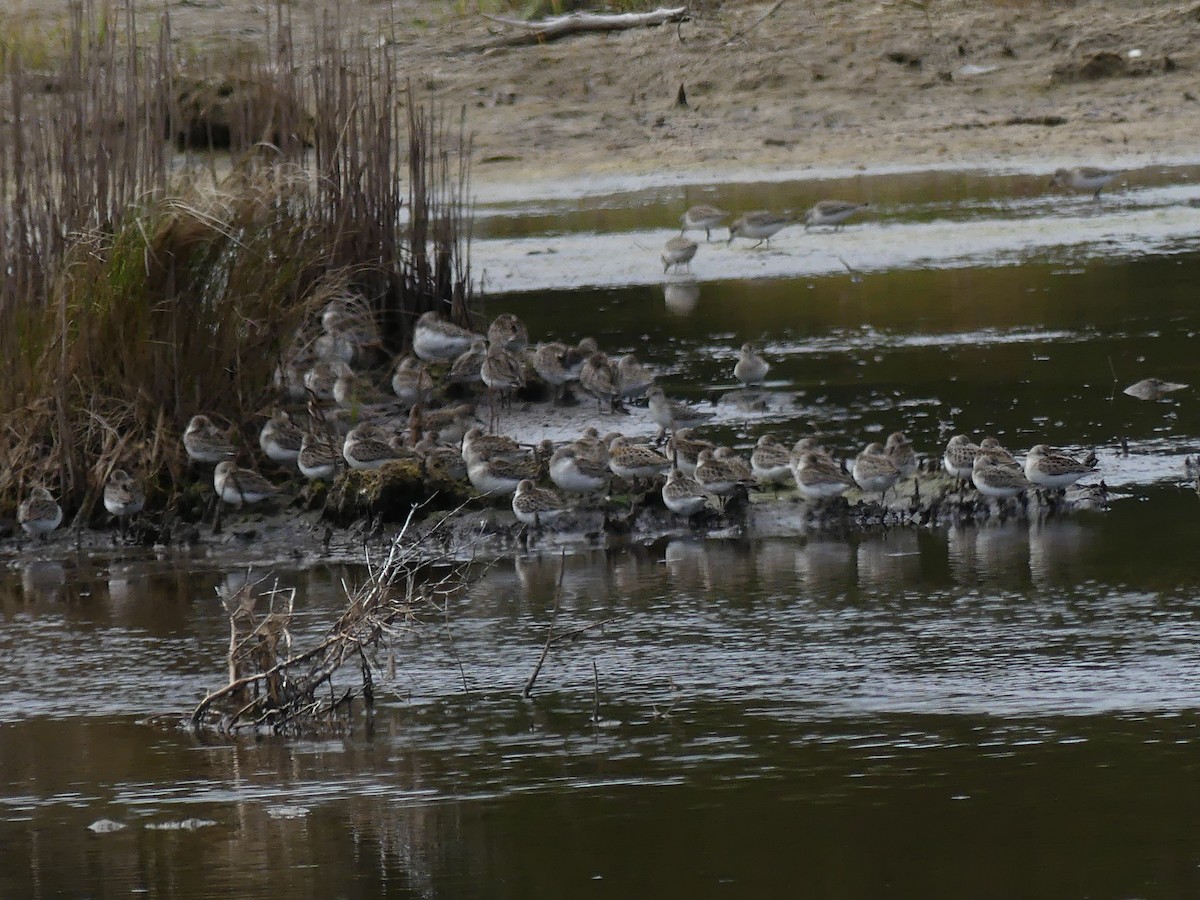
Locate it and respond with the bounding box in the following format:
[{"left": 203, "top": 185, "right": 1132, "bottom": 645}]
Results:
[
  {"left": 342, "top": 424, "right": 404, "bottom": 471},
  {"left": 617, "top": 353, "right": 655, "bottom": 399},
  {"left": 103, "top": 470, "right": 145, "bottom": 523},
  {"left": 733, "top": 342, "right": 769, "bottom": 387},
  {"left": 607, "top": 436, "right": 670, "bottom": 481},
  {"left": 852, "top": 443, "right": 901, "bottom": 500},
  {"left": 727, "top": 211, "right": 792, "bottom": 249},
  {"left": 259, "top": 411, "right": 304, "bottom": 464},
  {"left": 418, "top": 403, "right": 476, "bottom": 446},
  {"left": 487, "top": 313, "right": 529, "bottom": 353},
  {"left": 978, "top": 436, "right": 1019, "bottom": 470},
  {"left": 680, "top": 205, "right": 728, "bottom": 242},
  {"left": 647, "top": 385, "right": 714, "bottom": 440},
  {"left": 790, "top": 437, "right": 833, "bottom": 470},
  {"left": 18, "top": 487, "right": 63, "bottom": 536},
  {"left": 750, "top": 434, "right": 793, "bottom": 488},
  {"left": 467, "top": 456, "right": 539, "bottom": 495},
  {"left": 1050, "top": 167, "right": 1119, "bottom": 200},
  {"left": 213, "top": 460, "right": 279, "bottom": 506},
  {"left": 661, "top": 468, "right": 708, "bottom": 517},
  {"left": 942, "top": 434, "right": 980, "bottom": 484},
  {"left": 662, "top": 236, "right": 699, "bottom": 274},
  {"left": 563, "top": 337, "right": 599, "bottom": 382},
  {"left": 1123, "top": 377, "right": 1187, "bottom": 401},
  {"left": 804, "top": 200, "right": 870, "bottom": 232},
  {"left": 448, "top": 338, "right": 488, "bottom": 386},
  {"left": 695, "top": 448, "right": 754, "bottom": 508},
  {"left": 512, "top": 479, "right": 569, "bottom": 527},
  {"left": 461, "top": 426, "right": 526, "bottom": 467},
  {"left": 971, "top": 451, "right": 1032, "bottom": 499},
  {"left": 297, "top": 433, "right": 340, "bottom": 480},
  {"left": 183, "top": 415, "right": 236, "bottom": 465},
  {"left": 533, "top": 342, "right": 570, "bottom": 402},
  {"left": 303, "top": 361, "right": 338, "bottom": 402},
  {"left": 792, "top": 452, "right": 855, "bottom": 503},
  {"left": 884, "top": 431, "right": 918, "bottom": 478},
  {"left": 1024, "top": 444, "right": 1097, "bottom": 490},
  {"left": 549, "top": 445, "right": 610, "bottom": 494},
  {"left": 412, "top": 310, "right": 480, "bottom": 362},
  {"left": 333, "top": 366, "right": 394, "bottom": 410},
  {"left": 580, "top": 351, "right": 621, "bottom": 413},
  {"left": 481, "top": 345, "right": 526, "bottom": 429},
  {"left": 666, "top": 428, "right": 717, "bottom": 476},
  {"left": 391, "top": 356, "right": 433, "bottom": 407}
]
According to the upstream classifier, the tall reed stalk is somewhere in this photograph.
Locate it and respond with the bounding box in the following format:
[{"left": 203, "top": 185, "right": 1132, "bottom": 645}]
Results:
[{"left": 0, "top": 1, "right": 473, "bottom": 521}]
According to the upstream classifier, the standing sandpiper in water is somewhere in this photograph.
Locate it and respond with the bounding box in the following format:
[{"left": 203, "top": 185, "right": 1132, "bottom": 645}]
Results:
[
  {"left": 1050, "top": 167, "right": 1119, "bottom": 200},
  {"left": 662, "top": 236, "right": 699, "bottom": 274},
  {"left": 1024, "top": 444, "right": 1098, "bottom": 490},
  {"left": 680, "top": 205, "right": 728, "bottom": 242},
  {"left": 733, "top": 342, "right": 769, "bottom": 387},
  {"left": 727, "top": 211, "right": 792, "bottom": 249},
  {"left": 804, "top": 200, "right": 870, "bottom": 232}
]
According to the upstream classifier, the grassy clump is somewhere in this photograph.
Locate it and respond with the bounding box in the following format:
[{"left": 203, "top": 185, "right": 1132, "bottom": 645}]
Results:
[{"left": 0, "top": 2, "right": 473, "bottom": 522}]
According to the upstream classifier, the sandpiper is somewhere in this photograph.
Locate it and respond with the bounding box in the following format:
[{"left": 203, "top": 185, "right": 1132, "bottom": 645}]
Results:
[
  {"left": 617, "top": 353, "right": 655, "bottom": 399},
  {"left": 647, "top": 385, "right": 714, "bottom": 439},
  {"left": 563, "top": 337, "right": 599, "bottom": 382},
  {"left": 942, "top": 434, "right": 980, "bottom": 483},
  {"left": 751, "top": 434, "right": 793, "bottom": 488},
  {"left": 512, "top": 479, "right": 569, "bottom": 527},
  {"left": 1123, "top": 377, "right": 1188, "bottom": 401},
  {"left": 804, "top": 200, "right": 870, "bottom": 232},
  {"left": 548, "top": 445, "right": 609, "bottom": 495},
  {"left": 103, "top": 470, "right": 145, "bottom": 521},
  {"left": 666, "top": 428, "right": 717, "bottom": 476},
  {"left": 183, "top": 415, "right": 236, "bottom": 464},
  {"left": 467, "top": 456, "right": 539, "bottom": 495},
  {"left": 580, "top": 352, "right": 620, "bottom": 413},
  {"left": 571, "top": 427, "right": 610, "bottom": 463},
  {"left": 461, "top": 426, "right": 526, "bottom": 467},
  {"left": 789, "top": 437, "right": 833, "bottom": 470},
  {"left": 733, "top": 342, "right": 770, "bottom": 387},
  {"left": 971, "top": 451, "right": 1032, "bottom": 498},
  {"left": 303, "top": 361, "right": 338, "bottom": 402},
  {"left": 662, "top": 236, "right": 699, "bottom": 274},
  {"left": 727, "top": 211, "right": 792, "bottom": 249},
  {"left": 213, "top": 460, "right": 279, "bottom": 506},
  {"left": 661, "top": 468, "right": 708, "bottom": 516},
  {"left": 487, "top": 313, "right": 529, "bottom": 353},
  {"left": 607, "top": 436, "right": 670, "bottom": 481},
  {"left": 713, "top": 447, "right": 754, "bottom": 482},
  {"left": 418, "top": 403, "right": 476, "bottom": 446},
  {"left": 1024, "top": 444, "right": 1097, "bottom": 490},
  {"left": 792, "top": 452, "right": 855, "bottom": 502},
  {"left": 481, "top": 345, "right": 526, "bottom": 419},
  {"left": 680, "top": 204, "right": 728, "bottom": 242},
  {"left": 391, "top": 356, "right": 433, "bottom": 407},
  {"left": 695, "top": 448, "right": 754, "bottom": 505},
  {"left": 1050, "top": 167, "right": 1119, "bottom": 200},
  {"left": 978, "top": 437, "right": 1019, "bottom": 470},
  {"left": 333, "top": 366, "right": 394, "bottom": 410},
  {"left": 412, "top": 310, "right": 479, "bottom": 362},
  {"left": 259, "top": 411, "right": 304, "bottom": 464},
  {"left": 852, "top": 443, "right": 901, "bottom": 499},
  {"left": 884, "top": 431, "right": 918, "bottom": 478},
  {"left": 342, "top": 424, "right": 404, "bottom": 470},
  {"left": 532, "top": 342, "right": 570, "bottom": 401},
  {"left": 298, "top": 433, "right": 340, "bottom": 480},
  {"left": 18, "top": 487, "right": 63, "bottom": 536}
]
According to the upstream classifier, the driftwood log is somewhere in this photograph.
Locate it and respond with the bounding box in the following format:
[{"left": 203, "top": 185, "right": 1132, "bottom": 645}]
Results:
[{"left": 482, "top": 6, "right": 689, "bottom": 47}]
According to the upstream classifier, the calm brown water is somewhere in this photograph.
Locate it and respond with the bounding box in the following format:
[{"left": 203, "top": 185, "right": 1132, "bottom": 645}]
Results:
[{"left": 4, "top": 169, "right": 1200, "bottom": 898}]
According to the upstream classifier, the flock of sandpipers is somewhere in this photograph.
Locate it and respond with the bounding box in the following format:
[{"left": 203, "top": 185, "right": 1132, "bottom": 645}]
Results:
[{"left": 13, "top": 167, "right": 1121, "bottom": 538}]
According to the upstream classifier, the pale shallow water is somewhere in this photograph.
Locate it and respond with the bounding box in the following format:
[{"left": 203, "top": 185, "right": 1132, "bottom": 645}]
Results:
[{"left": 4, "top": 165, "right": 1200, "bottom": 898}]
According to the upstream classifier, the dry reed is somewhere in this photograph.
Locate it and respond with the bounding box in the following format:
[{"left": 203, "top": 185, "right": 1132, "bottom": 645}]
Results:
[{"left": 0, "top": 1, "right": 473, "bottom": 522}]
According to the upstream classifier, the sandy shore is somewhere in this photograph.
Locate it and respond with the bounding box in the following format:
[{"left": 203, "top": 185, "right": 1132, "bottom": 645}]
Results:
[{"left": 9, "top": 0, "right": 1197, "bottom": 189}]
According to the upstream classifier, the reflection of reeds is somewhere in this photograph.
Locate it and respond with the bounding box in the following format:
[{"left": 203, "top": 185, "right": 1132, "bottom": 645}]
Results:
[{"left": 0, "top": 3, "right": 472, "bottom": 519}]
